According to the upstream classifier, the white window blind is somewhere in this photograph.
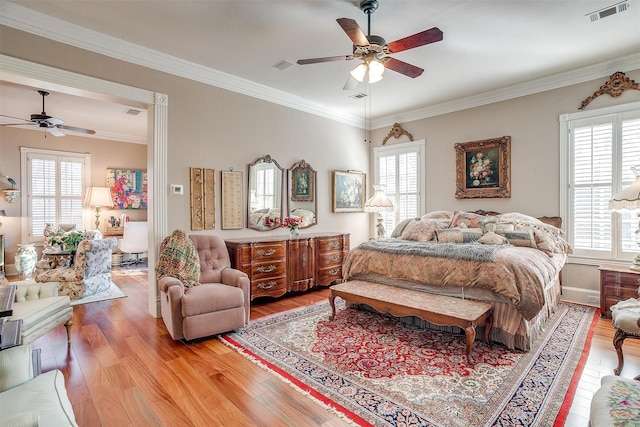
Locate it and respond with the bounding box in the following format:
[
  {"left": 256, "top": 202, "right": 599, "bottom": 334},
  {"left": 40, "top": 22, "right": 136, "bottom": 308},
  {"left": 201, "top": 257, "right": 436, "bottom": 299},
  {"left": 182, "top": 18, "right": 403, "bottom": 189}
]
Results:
[
  {"left": 561, "top": 103, "right": 640, "bottom": 262},
  {"left": 374, "top": 140, "right": 425, "bottom": 237},
  {"left": 22, "top": 148, "right": 89, "bottom": 242}
]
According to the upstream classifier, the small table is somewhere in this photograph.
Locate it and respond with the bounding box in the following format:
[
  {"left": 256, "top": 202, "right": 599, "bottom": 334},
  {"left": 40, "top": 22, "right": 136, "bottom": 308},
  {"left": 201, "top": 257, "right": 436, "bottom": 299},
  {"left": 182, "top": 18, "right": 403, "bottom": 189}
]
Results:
[
  {"left": 329, "top": 280, "right": 493, "bottom": 366},
  {"left": 599, "top": 264, "right": 640, "bottom": 318}
]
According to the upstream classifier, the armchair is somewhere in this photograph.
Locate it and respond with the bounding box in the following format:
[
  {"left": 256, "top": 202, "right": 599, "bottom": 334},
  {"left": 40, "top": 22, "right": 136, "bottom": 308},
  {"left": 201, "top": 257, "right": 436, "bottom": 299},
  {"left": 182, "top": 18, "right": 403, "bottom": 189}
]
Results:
[
  {"left": 35, "top": 237, "right": 118, "bottom": 300},
  {"left": 158, "top": 232, "right": 250, "bottom": 341}
]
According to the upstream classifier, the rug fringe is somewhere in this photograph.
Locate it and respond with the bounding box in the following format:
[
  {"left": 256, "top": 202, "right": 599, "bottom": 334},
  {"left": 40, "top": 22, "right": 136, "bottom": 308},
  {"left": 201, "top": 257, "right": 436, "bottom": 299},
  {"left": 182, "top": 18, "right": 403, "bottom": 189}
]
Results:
[{"left": 219, "top": 335, "right": 365, "bottom": 427}]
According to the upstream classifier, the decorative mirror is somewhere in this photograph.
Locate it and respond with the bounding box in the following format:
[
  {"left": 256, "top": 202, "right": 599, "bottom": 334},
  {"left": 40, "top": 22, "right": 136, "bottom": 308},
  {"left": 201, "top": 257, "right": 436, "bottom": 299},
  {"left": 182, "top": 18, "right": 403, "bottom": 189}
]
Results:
[
  {"left": 288, "top": 160, "right": 317, "bottom": 229},
  {"left": 247, "top": 154, "right": 284, "bottom": 231}
]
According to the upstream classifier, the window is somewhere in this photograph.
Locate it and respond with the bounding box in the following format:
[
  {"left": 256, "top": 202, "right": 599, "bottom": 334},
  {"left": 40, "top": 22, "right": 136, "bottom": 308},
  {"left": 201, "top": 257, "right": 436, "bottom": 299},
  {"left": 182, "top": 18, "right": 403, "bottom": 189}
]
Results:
[
  {"left": 373, "top": 140, "right": 425, "bottom": 236},
  {"left": 560, "top": 101, "right": 640, "bottom": 262},
  {"left": 21, "top": 147, "right": 90, "bottom": 242}
]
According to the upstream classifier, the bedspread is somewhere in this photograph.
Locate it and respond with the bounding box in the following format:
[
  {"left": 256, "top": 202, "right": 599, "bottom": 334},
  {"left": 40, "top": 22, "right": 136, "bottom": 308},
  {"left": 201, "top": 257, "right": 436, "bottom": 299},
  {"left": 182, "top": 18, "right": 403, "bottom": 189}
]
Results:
[{"left": 342, "top": 239, "right": 566, "bottom": 320}]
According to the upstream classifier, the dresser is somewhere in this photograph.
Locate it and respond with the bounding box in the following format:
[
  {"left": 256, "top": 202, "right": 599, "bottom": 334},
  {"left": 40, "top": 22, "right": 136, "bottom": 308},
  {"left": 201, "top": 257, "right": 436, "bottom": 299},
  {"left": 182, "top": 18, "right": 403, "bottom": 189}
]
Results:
[
  {"left": 599, "top": 264, "right": 640, "bottom": 318},
  {"left": 225, "top": 233, "right": 349, "bottom": 300}
]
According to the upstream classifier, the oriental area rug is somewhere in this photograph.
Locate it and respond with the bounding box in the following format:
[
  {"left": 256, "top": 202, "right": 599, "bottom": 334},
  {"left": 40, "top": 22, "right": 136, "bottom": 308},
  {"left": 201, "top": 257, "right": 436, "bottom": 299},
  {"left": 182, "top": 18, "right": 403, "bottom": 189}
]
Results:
[{"left": 220, "top": 300, "right": 598, "bottom": 427}]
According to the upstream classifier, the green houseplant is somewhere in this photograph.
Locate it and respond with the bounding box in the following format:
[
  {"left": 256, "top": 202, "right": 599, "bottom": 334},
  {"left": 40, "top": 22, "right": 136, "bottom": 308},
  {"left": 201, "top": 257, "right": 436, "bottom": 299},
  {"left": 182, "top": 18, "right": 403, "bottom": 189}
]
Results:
[{"left": 49, "top": 229, "right": 85, "bottom": 252}]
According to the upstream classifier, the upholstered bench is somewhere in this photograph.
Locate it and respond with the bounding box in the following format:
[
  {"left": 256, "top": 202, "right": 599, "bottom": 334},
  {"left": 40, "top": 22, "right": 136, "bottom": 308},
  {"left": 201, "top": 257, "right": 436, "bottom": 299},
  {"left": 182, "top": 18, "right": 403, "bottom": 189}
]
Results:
[
  {"left": 590, "top": 375, "right": 640, "bottom": 426},
  {"left": 329, "top": 280, "right": 493, "bottom": 366}
]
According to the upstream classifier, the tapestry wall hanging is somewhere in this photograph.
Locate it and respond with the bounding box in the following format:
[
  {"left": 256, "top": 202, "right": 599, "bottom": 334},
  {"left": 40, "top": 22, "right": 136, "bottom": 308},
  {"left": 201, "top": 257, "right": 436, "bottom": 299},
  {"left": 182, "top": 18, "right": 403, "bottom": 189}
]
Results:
[
  {"left": 106, "top": 168, "right": 148, "bottom": 209},
  {"left": 190, "top": 167, "right": 215, "bottom": 230},
  {"left": 221, "top": 170, "right": 243, "bottom": 230}
]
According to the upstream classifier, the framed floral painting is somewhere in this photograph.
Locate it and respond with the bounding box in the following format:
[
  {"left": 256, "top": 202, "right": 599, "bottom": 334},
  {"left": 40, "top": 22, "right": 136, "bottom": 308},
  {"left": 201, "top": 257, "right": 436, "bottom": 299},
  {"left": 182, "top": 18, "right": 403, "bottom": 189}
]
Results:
[
  {"left": 332, "top": 170, "right": 366, "bottom": 212},
  {"left": 106, "top": 168, "right": 148, "bottom": 209},
  {"left": 454, "top": 136, "right": 511, "bottom": 199}
]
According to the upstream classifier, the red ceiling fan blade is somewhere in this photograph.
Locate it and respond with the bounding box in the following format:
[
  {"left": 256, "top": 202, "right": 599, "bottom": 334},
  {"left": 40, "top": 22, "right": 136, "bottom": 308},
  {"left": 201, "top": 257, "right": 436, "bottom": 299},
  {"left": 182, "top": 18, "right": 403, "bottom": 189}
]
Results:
[
  {"left": 384, "top": 58, "right": 424, "bottom": 78},
  {"left": 336, "top": 18, "right": 369, "bottom": 46},
  {"left": 297, "top": 55, "right": 352, "bottom": 65},
  {"left": 386, "top": 27, "right": 443, "bottom": 53}
]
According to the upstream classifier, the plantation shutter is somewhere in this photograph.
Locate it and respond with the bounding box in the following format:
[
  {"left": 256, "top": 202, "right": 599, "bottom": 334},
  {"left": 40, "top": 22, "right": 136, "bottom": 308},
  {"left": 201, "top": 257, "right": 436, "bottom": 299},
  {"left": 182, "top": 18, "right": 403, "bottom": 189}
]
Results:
[
  {"left": 374, "top": 141, "right": 424, "bottom": 237},
  {"left": 567, "top": 107, "right": 640, "bottom": 260},
  {"left": 25, "top": 149, "right": 87, "bottom": 241}
]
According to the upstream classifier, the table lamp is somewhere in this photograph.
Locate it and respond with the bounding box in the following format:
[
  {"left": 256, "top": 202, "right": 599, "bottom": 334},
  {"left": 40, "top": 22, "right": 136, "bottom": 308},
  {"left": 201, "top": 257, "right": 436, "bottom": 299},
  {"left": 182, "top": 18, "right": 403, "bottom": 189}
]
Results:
[
  {"left": 84, "top": 187, "right": 114, "bottom": 229},
  {"left": 609, "top": 165, "right": 640, "bottom": 270},
  {"left": 364, "top": 185, "right": 394, "bottom": 239}
]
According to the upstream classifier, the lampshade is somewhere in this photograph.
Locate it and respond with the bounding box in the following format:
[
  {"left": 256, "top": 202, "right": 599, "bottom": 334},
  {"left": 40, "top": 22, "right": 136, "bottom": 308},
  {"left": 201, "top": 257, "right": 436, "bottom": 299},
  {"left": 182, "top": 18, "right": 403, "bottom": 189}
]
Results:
[
  {"left": 84, "top": 187, "right": 114, "bottom": 208},
  {"left": 350, "top": 63, "right": 367, "bottom": 82},
  {"left": 364, "top": 185, "right": 394, "bottom": 213},
  {"left": 609, "top": 166, "right": 640, "bottom": 212},
  {"left": 350, "top": 60, "right": 385, "bottom": 83}
]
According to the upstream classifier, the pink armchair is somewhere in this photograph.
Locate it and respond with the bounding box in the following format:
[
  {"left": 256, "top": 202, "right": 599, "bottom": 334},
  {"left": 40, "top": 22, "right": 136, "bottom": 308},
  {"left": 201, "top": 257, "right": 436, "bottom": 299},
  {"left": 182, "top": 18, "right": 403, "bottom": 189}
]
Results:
[{"left": 158, "top": 234, "right": 250, "bottom": 341}]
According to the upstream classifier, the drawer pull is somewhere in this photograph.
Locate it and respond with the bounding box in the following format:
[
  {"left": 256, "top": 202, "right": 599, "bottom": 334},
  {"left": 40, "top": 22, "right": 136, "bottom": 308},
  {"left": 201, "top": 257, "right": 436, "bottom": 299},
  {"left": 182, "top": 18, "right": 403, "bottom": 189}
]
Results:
[
  {"left": 257, "top": 248, "right": 276, "bottom": 256},
  {"left": 257, "top": 281, "right": 277, "bottom": 290},
  {"left": 329, "top": 268, "right": 341, "bottom": 275},
  {"left": 328, "top": 241, "right": 340, "bottom": 248},
  {"left": 256, "top": 265, "right": 276, "bottom": 273},
  {"left": 328, "top": 255, "right": 340, "bottom": 262}
]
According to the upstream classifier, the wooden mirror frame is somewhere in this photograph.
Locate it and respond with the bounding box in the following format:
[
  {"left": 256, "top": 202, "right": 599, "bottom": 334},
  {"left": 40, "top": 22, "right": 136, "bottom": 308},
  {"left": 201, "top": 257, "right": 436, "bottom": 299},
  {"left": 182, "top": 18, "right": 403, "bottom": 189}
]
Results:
[
  {"left": 288, "top": 159, "right": 317, "bottom": 229},
  {"left": 247, "top": 154, "right": 284, "bottom": 231}
]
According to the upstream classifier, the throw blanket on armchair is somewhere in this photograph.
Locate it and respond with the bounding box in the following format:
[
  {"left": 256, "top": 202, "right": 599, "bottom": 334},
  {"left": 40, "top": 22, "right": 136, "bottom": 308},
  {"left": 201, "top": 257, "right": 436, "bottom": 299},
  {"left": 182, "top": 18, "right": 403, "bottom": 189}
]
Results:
[{"left": 156, "top": 230, "right": 200, "bottom": 291}]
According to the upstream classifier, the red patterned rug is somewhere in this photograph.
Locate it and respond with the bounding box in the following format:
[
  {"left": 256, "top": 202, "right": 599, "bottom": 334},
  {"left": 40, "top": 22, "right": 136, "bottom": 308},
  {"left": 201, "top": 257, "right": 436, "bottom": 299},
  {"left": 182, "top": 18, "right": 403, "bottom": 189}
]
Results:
[{"left": 220, "top": 300, "right": 597, "bottom": 426}]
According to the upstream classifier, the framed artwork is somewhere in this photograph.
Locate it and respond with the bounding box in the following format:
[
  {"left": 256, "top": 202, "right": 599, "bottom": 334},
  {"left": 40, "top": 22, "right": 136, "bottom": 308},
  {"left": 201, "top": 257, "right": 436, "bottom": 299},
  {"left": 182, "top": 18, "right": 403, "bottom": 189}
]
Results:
[
  {"left": 455, "top": 136, "right": 511, "bottom": 199},
  {"left": 106, "top": 168, "right": 148, "bottom": 209},
  {"left": 190, "top": 167, "right": 215, "bottom": 230},
  {"left": 290, "top": 160, "right": 314, "bottom": 202},
  {"left": 221, "top": 170, "right": 244, "bottom": 229},
  {"left": 332, "top": 170, "right": 366, "bottom": 213}
]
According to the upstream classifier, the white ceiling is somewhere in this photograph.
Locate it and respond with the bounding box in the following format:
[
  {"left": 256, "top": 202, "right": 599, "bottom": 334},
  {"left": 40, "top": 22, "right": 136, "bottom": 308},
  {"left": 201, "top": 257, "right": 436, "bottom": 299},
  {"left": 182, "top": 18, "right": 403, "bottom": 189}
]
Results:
[{"left": 1, "top": 0, "right": 640, "bottom": 141}]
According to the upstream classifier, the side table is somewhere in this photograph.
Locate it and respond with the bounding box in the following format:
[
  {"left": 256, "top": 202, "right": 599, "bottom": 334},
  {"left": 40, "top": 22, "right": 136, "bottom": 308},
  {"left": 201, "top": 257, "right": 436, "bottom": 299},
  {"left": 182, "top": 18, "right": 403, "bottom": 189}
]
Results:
[{"left": 599, "top": 264, "right": 640, "bottom": 318}]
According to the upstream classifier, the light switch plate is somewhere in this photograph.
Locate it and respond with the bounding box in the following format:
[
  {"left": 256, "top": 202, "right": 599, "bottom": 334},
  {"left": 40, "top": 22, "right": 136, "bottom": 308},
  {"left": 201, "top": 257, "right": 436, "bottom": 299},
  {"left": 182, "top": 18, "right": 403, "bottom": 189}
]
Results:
[{"left": 170, "top": 184, "right": 183, "bottom": 195}]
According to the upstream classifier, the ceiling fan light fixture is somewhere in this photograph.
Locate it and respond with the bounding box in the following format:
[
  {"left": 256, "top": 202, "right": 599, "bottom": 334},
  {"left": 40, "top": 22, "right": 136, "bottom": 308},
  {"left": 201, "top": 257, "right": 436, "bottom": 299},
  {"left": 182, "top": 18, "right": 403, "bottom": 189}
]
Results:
[
  {"left": 350, "top": 63, "right": 367, "bottom": 82},
  {"left": 368, "top": 59, "right": 385, "bottom": 82}
]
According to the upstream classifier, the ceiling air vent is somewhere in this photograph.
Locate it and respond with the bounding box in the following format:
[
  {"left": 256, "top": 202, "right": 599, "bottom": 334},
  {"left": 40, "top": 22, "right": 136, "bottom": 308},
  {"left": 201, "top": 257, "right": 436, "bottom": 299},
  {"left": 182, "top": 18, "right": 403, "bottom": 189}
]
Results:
[
  {"left": 272, "top": 59, "right": 295, "bottom": 72},
  {"left": 123, "top": 108, "right": 141, "bottom": 116},
  {"left": 586, "top": 1, "right": 629, "bottom": 22},
  {"left": 350, "top": 93, "right": 368, "bottom": 99}
]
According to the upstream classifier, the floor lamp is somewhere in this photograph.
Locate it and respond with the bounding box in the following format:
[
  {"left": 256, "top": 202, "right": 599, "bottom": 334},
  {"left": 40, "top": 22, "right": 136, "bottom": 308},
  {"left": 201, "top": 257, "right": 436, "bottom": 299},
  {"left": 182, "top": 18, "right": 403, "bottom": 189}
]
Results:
[
  {"left": 84, "top": 187, "right": 114, "bottom": 230},
  {"left": 609, "top": 166, "right": 640, "bottom": 270},
  {"left": 364, "top": 185, "right": 394, "bottom": 239}
]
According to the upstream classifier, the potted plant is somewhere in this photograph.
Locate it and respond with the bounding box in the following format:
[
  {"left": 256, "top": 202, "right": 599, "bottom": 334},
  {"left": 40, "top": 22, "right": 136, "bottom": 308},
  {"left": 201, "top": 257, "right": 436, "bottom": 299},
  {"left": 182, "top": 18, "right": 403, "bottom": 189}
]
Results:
[{"left": 49, "top": 229, "right": 85, "bottom": 252}]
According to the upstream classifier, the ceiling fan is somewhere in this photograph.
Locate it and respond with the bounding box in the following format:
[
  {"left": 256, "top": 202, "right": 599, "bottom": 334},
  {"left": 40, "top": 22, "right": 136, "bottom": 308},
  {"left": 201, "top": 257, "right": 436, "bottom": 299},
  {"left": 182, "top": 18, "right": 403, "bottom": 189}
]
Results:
[
  {"left": 296, "top": 0, "right": 443, "bottom": 89},
  {"left": 0, "top": 90, "right": 96, "bottom": 137}
]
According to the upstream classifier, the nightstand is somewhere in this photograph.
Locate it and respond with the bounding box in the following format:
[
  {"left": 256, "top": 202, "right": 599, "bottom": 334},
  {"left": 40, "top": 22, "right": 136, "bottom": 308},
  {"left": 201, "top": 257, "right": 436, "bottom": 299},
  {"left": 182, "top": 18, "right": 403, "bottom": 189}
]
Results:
[{"left": 599, "top": 264, "right": 640, "bottom": 318}]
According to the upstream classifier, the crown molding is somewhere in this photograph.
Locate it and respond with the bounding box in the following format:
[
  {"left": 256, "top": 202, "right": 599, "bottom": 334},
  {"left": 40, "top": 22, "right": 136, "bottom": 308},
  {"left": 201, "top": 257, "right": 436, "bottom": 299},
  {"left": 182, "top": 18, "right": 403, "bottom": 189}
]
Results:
[
  {"left": 0, "top": 2, "right": 362, "bottom": 128},
  {"left": 2, "top": 2, "right": 639, "bottom": 132}
]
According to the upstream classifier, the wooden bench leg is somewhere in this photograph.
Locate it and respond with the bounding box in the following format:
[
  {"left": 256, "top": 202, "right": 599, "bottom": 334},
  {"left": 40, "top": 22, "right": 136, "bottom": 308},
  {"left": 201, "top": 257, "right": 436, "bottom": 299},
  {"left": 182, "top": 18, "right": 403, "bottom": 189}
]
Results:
[
  {"left": 613, "top": 328, "right": 626, "bottom": 375},
  {"left": 464, "top": 325, "right": 476, "bottom": 366},
  {"left": 329, "top": 292, "right": 337, "bottom": 321}
]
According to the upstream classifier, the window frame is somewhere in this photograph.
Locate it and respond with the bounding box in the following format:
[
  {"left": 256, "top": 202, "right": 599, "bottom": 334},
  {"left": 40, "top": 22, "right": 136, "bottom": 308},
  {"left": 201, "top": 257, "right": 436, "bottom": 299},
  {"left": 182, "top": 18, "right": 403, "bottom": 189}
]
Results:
[
  {"left": 20, "top": 147, "right": 91, "bottom": 244},
  {"left": 560, "top": 100, "right": 640, "bottom": 265},
  {"left": 373, "top": 139, "right": 426, "bottom": 237}
]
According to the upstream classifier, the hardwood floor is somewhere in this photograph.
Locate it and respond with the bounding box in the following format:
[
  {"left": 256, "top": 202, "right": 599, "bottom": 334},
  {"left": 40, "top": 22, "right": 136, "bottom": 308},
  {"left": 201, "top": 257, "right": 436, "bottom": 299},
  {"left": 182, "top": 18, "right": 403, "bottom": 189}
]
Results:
[{"left": 24, "top": 270, "right": 640, "bottom": 426}]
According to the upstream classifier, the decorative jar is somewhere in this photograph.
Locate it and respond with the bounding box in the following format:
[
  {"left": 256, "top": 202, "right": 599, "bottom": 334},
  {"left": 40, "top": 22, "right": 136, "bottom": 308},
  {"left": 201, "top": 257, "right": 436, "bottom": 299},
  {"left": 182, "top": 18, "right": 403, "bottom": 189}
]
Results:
[{"left": 15, "top": 243, "right": 37, "bottom": 279}]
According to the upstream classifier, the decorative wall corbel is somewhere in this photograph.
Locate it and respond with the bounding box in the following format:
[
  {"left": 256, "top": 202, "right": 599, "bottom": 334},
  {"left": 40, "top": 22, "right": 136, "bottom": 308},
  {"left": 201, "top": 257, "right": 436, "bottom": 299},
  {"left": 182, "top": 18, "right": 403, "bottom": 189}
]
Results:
[
  {"left": 579, "top": 71, "right": 640, "bottom": 110},
  {"left": 382, "top": 123, "right": 414, "bottom": 145}
]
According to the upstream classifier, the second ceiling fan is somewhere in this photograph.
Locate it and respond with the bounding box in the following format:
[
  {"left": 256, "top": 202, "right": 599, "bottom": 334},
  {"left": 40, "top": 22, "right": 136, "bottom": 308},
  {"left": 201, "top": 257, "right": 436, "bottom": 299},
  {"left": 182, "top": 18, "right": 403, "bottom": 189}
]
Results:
[{"left": 297, "top": 0, "right": 443, "bottom": 89}]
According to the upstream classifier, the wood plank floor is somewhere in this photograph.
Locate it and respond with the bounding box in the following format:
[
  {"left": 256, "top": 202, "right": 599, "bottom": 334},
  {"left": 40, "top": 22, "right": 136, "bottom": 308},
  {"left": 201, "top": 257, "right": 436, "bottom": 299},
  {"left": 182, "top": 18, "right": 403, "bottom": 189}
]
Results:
[{"left": 23, "top": 269, "right": 640, "bottom": 427}]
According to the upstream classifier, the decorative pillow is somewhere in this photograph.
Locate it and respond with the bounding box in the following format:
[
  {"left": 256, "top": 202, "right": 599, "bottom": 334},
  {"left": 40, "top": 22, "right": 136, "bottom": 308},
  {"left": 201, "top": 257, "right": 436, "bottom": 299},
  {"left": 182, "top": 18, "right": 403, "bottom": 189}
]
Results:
[
  {"left": 436, "top": 227, "right": 482, "bottom": 243},
  {"left": 392, "top": 217, "right": 418, "bottom": 238},
  {"left": 401, "top": 218, "right": 450, "bottom": 242},
  {"left": 421, "top": 210, "right": 454, "bottom": 220},
  {"left": 450, "top": 211, "right": 486, "bottom": 229},
  {"left": 477, "top": 231, "right": 509, "bottom": 245},
  {"left": 502, "top": 230, "right": 537, "bottom": 248}
]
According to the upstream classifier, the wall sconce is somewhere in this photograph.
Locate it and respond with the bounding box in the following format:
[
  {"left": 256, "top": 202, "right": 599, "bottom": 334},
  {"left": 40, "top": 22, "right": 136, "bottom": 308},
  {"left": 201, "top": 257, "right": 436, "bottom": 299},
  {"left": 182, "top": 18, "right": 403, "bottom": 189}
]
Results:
[{"left": 3, "top": 190, "right": 20, "bottom": 203}]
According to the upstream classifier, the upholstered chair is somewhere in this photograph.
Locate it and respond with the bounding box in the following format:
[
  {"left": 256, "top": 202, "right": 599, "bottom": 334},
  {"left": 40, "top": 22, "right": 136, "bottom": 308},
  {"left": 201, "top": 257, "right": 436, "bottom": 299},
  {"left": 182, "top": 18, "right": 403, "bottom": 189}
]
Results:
[
  {"left": 5, "top": 281, "right": 73, "bottom": 344},
  {"left": 35, "top": 237, "right": 118, "bottom": 300},
  {"left": 610, "top": 296, "right": 640, "bottom": 375},
  {"left": 158, "top": 234, "right": 250, "bottom": 341}
]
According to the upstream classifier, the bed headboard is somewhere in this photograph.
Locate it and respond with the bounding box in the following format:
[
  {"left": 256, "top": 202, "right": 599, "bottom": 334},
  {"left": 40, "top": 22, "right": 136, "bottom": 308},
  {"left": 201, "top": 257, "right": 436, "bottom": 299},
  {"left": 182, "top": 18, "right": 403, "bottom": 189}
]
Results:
[{"left": 471, "top": 210, "right": 562, "bottom": 229}]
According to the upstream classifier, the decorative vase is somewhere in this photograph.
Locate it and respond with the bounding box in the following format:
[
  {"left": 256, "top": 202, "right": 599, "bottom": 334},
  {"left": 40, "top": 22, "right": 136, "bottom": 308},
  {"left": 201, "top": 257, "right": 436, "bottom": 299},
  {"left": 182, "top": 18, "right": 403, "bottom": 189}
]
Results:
[
  {"left": 15, "top": 243, "right": 37, "bottom": 279},
  {"left": 289, "top": 227, "right": 299, "bottom": 239}
]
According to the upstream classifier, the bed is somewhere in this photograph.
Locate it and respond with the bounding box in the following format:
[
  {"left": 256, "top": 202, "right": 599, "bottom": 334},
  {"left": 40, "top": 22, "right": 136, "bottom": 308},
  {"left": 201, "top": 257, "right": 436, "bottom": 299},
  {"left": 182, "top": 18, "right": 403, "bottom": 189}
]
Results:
[{"left": 342, "top": 210, "right": 572, "bottom": 351}]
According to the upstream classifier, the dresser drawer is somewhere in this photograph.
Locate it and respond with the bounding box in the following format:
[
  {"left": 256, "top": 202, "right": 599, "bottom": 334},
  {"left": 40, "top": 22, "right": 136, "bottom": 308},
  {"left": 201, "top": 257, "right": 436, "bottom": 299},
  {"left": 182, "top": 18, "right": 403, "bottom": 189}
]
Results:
[
  {"left": 317, "top": 265, "right": 343, "bottom": 286},
  {"left": 317, "top": 252, "right": 343, "bottom": 268},
  {"left": 251, "top": 242, "right": 287, "bottom": 260},
  {"left": 251, "top": 276, "right": 287, "bottom": 298},
  {"left": 602, "top": 271, "right": 640, "bottom": 287},
  {"left": 317, "top": 237, "right": 343, "bottom": 252},
  {"left": 603, "top": 284, "right": 639, "bottom": 299},
  {"left": 251, "top": 260, "right": 287, "bottom": 279}
]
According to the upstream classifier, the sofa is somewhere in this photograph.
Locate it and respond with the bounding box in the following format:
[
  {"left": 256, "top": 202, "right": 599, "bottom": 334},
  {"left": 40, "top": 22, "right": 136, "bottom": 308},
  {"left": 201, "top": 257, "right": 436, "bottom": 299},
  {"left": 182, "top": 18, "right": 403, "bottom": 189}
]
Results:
[
  {"left": 0, "top": 345, "right": 78, "bottom": 426},
  {"left": 158, "top": 232, "right": 250, "bottom": 341}
]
